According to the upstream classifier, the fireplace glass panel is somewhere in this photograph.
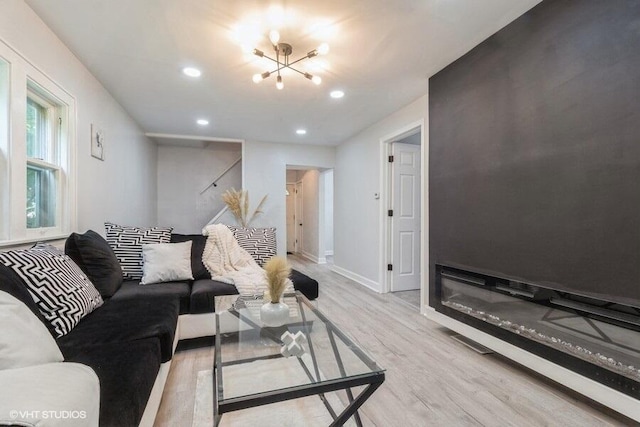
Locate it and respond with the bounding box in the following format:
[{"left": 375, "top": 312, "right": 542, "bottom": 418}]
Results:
[{"left": 441, "top": 275, "right": 640, "bottom": 383}]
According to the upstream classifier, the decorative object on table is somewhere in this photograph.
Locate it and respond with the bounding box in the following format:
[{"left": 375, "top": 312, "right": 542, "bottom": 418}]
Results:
[
  {"left": 260, "top": 256, "right": 291, "bottom": 327},
  {"left": 90, "top": 123, "right": 104, "bottom": 160},
  {"left": 280, "top": 331, "right": 307, "bottom": 358},
  {"left": 221, "top": 188, "right": 267, "bottom": 227}
]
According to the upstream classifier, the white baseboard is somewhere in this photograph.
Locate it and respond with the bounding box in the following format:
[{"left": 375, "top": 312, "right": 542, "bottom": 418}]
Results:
[
  {"left": 331, "top": 265, "right": 381, "bottom": 293},
  {"left": 424, "top": 309, "right": 640, "bottom": 422},
  {"left": 300, "top": 250, "right": 326, "bottom": 264}
]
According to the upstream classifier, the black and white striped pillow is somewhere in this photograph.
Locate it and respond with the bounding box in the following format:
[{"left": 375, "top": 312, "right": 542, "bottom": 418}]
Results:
[
  {"left": 0, "top": 243, "right": 103, "bottom": 337},
  {"left": 226, "top": 226, "right": 276, "bottom": 266},
  {"left": 104, "top": 222, "right": 173, "bottom": 280}
]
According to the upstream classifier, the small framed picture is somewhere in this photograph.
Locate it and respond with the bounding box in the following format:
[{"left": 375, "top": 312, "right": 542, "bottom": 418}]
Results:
[{"left": 91, "top": 124, "right": 104, "bottom": 160}]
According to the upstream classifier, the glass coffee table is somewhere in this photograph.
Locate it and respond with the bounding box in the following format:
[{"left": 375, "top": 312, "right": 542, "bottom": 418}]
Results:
[{"left": 213, "top": 292, "right": 385, "bottom": 427}]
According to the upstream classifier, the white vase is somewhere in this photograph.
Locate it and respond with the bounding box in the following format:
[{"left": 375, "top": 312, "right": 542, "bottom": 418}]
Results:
[{"left": 260, "top": 301, "right": 289, "bottom": 327}]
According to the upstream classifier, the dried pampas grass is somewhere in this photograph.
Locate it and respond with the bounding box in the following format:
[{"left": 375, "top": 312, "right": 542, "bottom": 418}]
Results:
[
  {"left": 221, "top": 188, "right": 267, "bottom": 227},
  {"left": 264, "top": 256, "right": 291, "bottom": 303}
]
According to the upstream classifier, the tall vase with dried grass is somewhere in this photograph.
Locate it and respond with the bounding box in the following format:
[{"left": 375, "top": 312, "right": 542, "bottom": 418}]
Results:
[
  {"left": 260, "top": 257, "right": 291, "bottom": 327},
  {"left": 221, "top": 188, "right": 268, "bottom": 227}
]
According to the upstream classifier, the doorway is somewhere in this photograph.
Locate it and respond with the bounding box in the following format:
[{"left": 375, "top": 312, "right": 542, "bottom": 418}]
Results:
[
  {"left": 391, "top": 137, "right": 421, "bottom": 292},
  {"left": 380, "top": 122, "right": 424, "bottom": 309},
  {"left": 285, "top": 167, "right": 334, "bottom": 263}
]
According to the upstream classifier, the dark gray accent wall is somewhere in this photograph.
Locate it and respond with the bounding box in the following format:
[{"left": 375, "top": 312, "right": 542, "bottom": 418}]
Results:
[{"left": 429, "top": 1, "right": 640, "bottom": 307}]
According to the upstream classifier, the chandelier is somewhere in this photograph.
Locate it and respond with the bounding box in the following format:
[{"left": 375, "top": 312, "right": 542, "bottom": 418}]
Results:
[{"left": 251, "top": 30, "right": 329, "bottom": 90}]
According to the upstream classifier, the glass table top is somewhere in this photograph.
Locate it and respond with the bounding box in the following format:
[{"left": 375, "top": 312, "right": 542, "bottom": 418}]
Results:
[{"left": 214, "top": 292, "right": 385, "bottom": 403}]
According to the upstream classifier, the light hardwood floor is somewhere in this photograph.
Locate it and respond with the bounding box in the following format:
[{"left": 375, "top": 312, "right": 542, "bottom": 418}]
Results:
[{"left": 154, "top": 256, "right": 635, "bottom": 426}]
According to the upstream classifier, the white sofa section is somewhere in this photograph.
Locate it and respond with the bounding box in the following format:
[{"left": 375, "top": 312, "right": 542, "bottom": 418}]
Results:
[{"left": 0, "top": 362, "right": 101, "bottom": 427}]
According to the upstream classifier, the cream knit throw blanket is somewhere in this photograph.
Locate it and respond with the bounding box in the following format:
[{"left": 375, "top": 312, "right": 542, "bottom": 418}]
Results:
[{"left": 201, "top": 224, "right": 292, "bottom": 296}]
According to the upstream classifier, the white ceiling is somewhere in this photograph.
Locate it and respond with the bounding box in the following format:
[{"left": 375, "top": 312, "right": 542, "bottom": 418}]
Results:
[{"left": 25, "top": 0, "right": 540, "bottom": 146}]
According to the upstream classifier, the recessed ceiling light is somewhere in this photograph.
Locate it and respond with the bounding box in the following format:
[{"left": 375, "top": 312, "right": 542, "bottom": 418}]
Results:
[
  {"left": 183, "top": 67, "right": 202, "bottom": 78},
  {"left": 197, "top": 119, "right": 209, "bottom": 126},
  {"left": 330, "top": 90, "right": 345, "bottom": 99},
  {"left": 296, "top": 129, "right": 307, "bottom": 135}
]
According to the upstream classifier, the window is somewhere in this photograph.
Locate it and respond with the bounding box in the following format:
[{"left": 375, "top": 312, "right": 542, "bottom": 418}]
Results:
[
  {"left": 0, "top": 40, "right": 76, "bottom": 246},
  {"left": 26, "top": 89, "right": 61, "bottom": 230}
]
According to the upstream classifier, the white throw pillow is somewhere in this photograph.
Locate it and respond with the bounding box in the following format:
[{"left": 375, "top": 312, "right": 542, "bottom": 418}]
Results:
[
  {"left": 141, "top": 241, "right": 194, "bottom": 285},
  {"left": 0, "top": 291, "right": 64, "bottom": 370}
]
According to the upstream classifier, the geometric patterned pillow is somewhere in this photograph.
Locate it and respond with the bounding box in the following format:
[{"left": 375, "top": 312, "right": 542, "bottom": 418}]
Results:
[
  {"left": 0, "top": 243, "right": 103, "bottom": 338},
  {"left": 226, "top": 225, "right": 276, "bottom": 267},
  {"left": 104, "top": 222, "right": 173, "bottom": 280}
]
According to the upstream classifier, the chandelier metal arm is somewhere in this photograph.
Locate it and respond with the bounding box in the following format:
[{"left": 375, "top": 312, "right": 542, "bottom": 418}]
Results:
[
  {"left": 286, "top": 66, "right": 309, "bottom": 77},
  {"left": 251, "top": 35, "right": 326, "bottom": 88},
  {"left": 255, "top": 53, "right": 309, "bottom": 77}
]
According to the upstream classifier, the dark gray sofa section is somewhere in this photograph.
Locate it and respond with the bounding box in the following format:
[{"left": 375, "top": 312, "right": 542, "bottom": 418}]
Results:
[{"left": 2, "top": 230, "right": 319, "bottom": 427}]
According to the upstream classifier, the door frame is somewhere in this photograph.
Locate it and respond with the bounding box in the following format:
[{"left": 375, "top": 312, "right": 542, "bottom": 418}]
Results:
[
  {"left": 379, "top": 120, "right": 426, "bottom": 301},
  {"left": 294, "top": 180, "right": 303, "bottom": 254},
  {"left": 285, "top": 182, "right": 296, "bottom": 253}
]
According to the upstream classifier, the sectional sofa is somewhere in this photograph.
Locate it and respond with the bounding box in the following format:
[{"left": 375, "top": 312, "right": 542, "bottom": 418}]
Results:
[{"left": 0, "top": 228, "right": 318, "bottom": 427}]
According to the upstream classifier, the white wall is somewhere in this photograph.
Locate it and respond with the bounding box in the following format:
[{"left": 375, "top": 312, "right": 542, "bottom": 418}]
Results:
[
  {"left": 0, "top": 0, "right": 157, "bottom": 234},
  {"left": 243, "top": 140, "right": 335, "bottom": 256},
  {"left": 300, "top": 169, "right": 320, "bottom": 261},
  {"left": 323, "top": 170, "right": 334, "bottom": 256},
  {"left": 334, "top": 95, "right": 428, "bottom": 291},
  {"left": 157, "top": 142, "right": 241, "bottom": 233}
]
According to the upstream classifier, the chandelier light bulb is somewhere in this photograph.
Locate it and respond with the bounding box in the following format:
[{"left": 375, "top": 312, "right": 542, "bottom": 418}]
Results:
[
  {"left": 269, "top": 30, "right": 281, "bottom": 45},
  {"left": 252, "top": 73, "right": 263, "bottom": 83},
  {"left": 312, "top": 75, "right": 322, "bottom": 85},
  {"left": 276, "top": 75, "right": 284, "bottom": 90},
  {"left": 317, "top": 43, "right": 330, "bottom": 55}
]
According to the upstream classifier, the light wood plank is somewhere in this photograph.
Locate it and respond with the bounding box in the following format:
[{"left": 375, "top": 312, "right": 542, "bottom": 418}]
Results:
[{"left": 154, "top": 256, "right": 633, "bottom": 426}]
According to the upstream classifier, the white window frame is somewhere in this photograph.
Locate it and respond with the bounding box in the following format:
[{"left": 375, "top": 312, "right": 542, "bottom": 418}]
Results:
[{"left": 0, "top": 39, "right": 77, "bottom": 246}]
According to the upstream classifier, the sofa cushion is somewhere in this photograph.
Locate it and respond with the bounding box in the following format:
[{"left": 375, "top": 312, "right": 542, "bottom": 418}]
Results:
[
  {"left": 170, "top": 233, "right": 211, "bottom": 280},
  {"left": 191, "top": 279, "right": 239, "bottom": 314},
  {"left": 65, "top": 338, "right": 161, "bottom": 427},
  {"left": 0, "top": 263, "right": 50, "bottom": 330},
  {"left": 141, "top": 241, "right": 194, "bottom": 284},
  {"left": 57, "top": 296, "right": 179, "bottom": 363},
  {"left": 0, "top": 243, "right": 103, "bottom": 337},
  {"left": 291, "top": 269, "right": 319, "bottom": 300},
  {"left": 104, "top": 222, "right": 173, "bottom": 280},
  {"left": 110, "top": 280, "right": 191, "bottom": 315},
  {"left": 0, "top": 291, "right": 64, "bottom": 370},
  {"left": 226, "top": 225, "right": 276, "bottom": 266},
  {"left": 191, "top": 271, "right": 318, "bottom": 314},
  {"left": 65, "top": 229, "right": 124, "bottom": 297},
  {"left": 0, "top": 362, "right": 100, "bottom": 427}
]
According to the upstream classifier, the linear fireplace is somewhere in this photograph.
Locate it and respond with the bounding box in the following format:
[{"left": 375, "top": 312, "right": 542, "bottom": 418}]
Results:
[{"left": 432, "top": 264, "right": 640, "bottom": 399}]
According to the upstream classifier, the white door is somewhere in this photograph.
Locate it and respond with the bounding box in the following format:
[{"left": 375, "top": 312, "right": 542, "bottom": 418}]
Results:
[
  {"left": 391, "top": 142, "right": 421, "bottom": 292},
  {"left": 295, "top": 182, "right": 303, "bottom": 253},
  {"left": 286, "top": 184, "right": 295, "bottom": 252}
]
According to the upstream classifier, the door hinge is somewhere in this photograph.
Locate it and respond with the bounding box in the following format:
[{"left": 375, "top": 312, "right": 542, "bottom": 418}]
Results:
[
  {"left": 388, "top": 155, "right": 394, "bottom": 163},
  {"left": 387, "top": 264, "right": 393, "bottom": 271},
  {"left": 59, "top": 117, "right": 62, "bottom": 126},
  {"left": 388, "top": 209, "right": 393, "bottom": 217}
]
